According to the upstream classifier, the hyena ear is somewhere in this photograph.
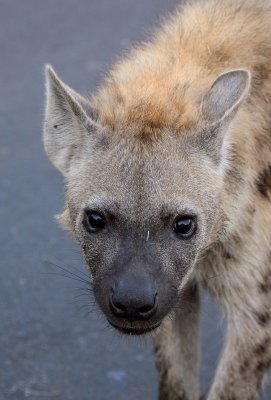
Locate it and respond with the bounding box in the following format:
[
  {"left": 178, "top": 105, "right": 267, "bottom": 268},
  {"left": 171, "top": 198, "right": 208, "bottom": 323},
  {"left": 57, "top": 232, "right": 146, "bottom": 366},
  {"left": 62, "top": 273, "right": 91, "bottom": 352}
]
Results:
[
  {"left": 44, "top": 65, "right": 97, "bottom": 175},
  {"left": 197, "top": 69, "right": 251, "bottom": 165},
  {"left": 202, "top": 69, "right": 251, "bottom": 124}
]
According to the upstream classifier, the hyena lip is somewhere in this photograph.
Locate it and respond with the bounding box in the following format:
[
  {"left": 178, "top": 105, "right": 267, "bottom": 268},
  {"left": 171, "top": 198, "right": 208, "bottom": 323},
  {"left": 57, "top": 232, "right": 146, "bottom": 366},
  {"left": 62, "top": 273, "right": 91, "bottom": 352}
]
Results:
[{"left": 109, "top": 321, "right": 161, "bottom": 335}]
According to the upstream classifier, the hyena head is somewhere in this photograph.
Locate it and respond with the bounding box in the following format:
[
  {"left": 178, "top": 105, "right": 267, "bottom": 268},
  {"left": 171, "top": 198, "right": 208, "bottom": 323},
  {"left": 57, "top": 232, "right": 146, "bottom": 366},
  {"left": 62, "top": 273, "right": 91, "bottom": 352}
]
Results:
[{"left": 43, "top": 66, "right": 250, "bottom": 335}]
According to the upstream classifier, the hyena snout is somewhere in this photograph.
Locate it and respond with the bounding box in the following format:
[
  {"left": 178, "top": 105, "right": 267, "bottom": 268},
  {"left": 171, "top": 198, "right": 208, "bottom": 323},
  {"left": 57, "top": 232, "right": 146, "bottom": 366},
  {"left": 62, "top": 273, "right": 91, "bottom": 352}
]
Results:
[{"left": 109, "top": 275, "right": 158, "bottom": 321}]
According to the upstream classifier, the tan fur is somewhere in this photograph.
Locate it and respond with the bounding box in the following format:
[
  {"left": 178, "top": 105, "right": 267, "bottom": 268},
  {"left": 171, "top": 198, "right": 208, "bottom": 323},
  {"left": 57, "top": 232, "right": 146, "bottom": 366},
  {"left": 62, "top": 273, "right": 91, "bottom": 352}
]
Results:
[
  {"left": 43, "top": 1, "right": 271, "bottom": 399},
  {"left": 94, "top": 0, "right": 271, "bottom": 137}
]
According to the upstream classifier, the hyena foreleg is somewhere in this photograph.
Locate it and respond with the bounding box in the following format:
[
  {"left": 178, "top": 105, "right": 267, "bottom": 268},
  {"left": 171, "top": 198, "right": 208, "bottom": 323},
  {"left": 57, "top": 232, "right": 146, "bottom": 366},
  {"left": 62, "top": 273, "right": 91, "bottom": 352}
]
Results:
[
  {"left": 153, "top": 282, "right": 200, "bottom": 400},
  {"left": 207, "top": 304, "right": 271, "bottom": 399}
]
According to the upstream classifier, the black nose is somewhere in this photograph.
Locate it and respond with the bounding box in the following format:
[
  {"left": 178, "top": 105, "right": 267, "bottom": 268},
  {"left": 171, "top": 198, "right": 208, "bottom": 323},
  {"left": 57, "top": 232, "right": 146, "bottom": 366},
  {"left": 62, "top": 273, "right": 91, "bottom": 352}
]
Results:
[{"left": 109, "top": 277, "right": 158, "bottom": 321}]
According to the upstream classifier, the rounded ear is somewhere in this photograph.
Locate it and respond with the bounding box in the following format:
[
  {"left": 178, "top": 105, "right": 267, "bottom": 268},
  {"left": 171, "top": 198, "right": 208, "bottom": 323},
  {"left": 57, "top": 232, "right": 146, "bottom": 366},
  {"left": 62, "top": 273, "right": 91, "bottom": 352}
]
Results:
[
  {"left": 193, "top": 69, "right": 251, "bottom": 166},
  {"left": 43, "top": 65, "right": 97, "bottom": 175},
  {"left": 201, "top": 69, "right": 251, "bottom": 126}
]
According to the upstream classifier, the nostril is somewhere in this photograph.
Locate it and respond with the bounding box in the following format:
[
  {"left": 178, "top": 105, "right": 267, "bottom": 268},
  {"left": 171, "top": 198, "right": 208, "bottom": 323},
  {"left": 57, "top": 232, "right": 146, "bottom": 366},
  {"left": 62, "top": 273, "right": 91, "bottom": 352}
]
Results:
[
  {"left": 113, "top": 301, "right": 126, "bottom": 313},
  {"left": 109, "top": 292, "right": 127, "bottom": 317},
  {"left": 138, "top": 294, "right": 158, "bottom": 318},
  {"left": 138, "top": 304, "right": 154, "bottom": 314}
]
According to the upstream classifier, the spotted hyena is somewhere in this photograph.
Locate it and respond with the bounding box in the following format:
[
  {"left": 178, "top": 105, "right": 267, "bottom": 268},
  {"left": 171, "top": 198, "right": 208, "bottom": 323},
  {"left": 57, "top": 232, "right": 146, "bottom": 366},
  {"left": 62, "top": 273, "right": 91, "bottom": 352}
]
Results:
[{"left": 43, "top": 0, "right": 271, "bottom": 398}]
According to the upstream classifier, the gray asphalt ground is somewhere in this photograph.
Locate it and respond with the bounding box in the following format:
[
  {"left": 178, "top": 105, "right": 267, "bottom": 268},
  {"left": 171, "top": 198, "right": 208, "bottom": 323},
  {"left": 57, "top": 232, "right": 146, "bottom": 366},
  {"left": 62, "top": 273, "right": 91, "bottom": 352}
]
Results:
[{"left": 1, "top": 1, "right": 271, "bottom": 399}]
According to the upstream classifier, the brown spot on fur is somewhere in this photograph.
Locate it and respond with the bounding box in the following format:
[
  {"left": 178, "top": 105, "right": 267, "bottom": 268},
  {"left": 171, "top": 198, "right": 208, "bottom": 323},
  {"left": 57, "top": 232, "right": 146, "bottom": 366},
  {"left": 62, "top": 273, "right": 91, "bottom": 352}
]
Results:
[
  {"left": 256, "top": 165, "right": 271, "bottom": 199},
  {"left": 259, "top": 269, "right": 271, "bottom": 294},
  {"left": 230, "top": 233, "right": 243, "bottom": 247},
  {"left": 255, "top": 311, "right": 271, "bottom": 326},
  {"left": 213, "top": 47, "right": 230, "bottom": 64},
  {"left": 255, "top": 63, "right": 269, "bottom": 82},
  {"left": 259, "top": 281, "right": 270, "bottom": 294},
  {"left": 224, "top": 251, "right": 235, "bottom": 260},
  {"left": 254, "top": 340, "right": 269, "bottom": 356},
  {"left": 248, "top": 205, "right": 256, "bottom": 214},
  {"left": 256, "top": 361, "right": 267, "bottom": 373},
  {"left": 240, "top": 358, "right": 250, "bottom": 374},
  {"left": 218, "top": 242, "right": 238, "bottom": 262}
]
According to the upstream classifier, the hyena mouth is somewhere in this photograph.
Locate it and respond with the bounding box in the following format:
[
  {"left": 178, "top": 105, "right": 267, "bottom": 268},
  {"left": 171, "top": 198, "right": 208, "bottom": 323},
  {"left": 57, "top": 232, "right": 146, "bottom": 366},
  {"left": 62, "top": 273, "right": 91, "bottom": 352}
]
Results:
[{"left": 109, "top": 321, "right": 161, "bottom": 335}]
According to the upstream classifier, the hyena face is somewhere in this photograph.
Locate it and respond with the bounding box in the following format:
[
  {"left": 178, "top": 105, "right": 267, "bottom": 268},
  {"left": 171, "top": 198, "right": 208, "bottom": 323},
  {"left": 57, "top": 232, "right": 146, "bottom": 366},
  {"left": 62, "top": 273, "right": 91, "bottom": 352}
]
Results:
[{"left": 44, "top": 67, "right": 250, "bottom": 334}]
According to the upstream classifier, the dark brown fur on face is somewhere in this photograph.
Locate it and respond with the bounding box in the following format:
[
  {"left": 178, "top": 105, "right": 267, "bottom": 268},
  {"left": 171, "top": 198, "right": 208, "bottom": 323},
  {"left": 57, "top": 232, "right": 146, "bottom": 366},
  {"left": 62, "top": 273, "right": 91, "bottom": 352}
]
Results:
[{"left": 43, "top": 0, "right": 271, "bottom": 399}]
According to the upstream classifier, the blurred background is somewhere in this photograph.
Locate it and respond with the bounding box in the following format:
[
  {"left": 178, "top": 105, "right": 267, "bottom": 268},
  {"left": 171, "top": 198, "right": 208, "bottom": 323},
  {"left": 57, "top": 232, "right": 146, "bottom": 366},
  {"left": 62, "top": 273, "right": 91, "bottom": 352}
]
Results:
[{"left": 1, "top": 1, "right": 270, "bottom": 399}]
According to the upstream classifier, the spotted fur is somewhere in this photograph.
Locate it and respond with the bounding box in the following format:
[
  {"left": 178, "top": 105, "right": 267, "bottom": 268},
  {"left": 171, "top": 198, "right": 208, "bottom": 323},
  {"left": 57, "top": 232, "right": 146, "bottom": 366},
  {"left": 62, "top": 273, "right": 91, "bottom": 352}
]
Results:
[{"left": 256, "top": 165, "right": 271, "bottom": 200}]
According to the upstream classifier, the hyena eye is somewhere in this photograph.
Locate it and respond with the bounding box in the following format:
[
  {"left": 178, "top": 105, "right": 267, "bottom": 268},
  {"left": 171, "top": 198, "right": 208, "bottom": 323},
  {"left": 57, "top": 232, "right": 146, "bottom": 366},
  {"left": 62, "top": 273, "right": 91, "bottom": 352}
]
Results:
[
  {"left": 83, "top": 210, "right": 106, "bottom": 233},
  {"left": 173, "top": 216, "right": 197, "bottom": 239}
]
